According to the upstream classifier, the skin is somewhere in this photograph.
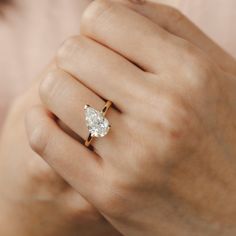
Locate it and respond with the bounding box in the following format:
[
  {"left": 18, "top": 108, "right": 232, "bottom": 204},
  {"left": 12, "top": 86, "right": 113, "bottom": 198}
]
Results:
[
  {"left": 1, "top": 0, "right": 236, "bottom": 235},
  {"left": 24, "top": 0, "right": 236, "bottom": 235},
  {"left": 0, "top": 65, "right": 121, "bottom": 236}
]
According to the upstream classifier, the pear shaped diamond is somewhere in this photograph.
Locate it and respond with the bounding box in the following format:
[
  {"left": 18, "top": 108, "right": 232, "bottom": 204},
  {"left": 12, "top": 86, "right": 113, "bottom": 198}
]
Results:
[{"left": 84, "top": 105, "right": 110, "bottom": 138}]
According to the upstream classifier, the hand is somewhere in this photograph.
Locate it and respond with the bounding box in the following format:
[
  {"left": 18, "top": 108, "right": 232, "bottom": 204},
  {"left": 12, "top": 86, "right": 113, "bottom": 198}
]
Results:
[
  {"left": 0, "top": 65, "right": 121, "bottom": 236},
  {"left": 26, "top": 1, "right": 236, "bottom": 235}
]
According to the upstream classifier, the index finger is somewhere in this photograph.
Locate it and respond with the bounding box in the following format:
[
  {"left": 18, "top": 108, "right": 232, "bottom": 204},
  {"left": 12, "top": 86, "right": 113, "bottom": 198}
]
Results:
[{"left": 80, "top": 0, "right": 183, "bottom": 73}]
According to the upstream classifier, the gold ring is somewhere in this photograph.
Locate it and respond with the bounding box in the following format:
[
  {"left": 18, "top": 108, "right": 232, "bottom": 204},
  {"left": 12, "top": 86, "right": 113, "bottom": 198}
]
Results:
[{"left": 84, "top": 101, "right": 112, "bottom": 147}]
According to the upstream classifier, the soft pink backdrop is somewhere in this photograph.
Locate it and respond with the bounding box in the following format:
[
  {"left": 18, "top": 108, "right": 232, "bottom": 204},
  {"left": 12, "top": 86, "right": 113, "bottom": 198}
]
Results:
[{"left": 0, "top": 0, "right": 235, "bottom": 128}]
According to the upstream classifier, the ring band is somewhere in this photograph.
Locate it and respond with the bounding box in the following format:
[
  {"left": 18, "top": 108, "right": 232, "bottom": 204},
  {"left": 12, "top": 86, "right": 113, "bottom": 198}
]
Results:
[{"left": 84, "top": 101, "right": 112, "bottom": 147}]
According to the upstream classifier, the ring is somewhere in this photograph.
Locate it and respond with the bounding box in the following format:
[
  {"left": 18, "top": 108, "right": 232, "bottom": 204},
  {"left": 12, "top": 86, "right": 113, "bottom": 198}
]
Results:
[{"left": 84, "top": 101, "right": 112, "bottom": 147}]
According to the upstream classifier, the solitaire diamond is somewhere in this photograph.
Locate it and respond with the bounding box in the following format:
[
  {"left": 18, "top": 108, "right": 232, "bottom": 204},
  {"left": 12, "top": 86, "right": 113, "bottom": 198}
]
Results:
[{"left": 84, "top": 105, "right": 110, "bottom": 138}]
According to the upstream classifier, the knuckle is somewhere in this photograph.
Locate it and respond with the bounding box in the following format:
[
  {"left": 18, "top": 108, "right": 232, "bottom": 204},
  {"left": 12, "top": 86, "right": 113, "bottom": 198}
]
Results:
[
  {"left": 194, "top": 59, "right": 215, "bottom": 87},
  {"left": 39, "top": 69, "right": 68, "bottom": 104},
  {"left": 179, "top": 39, "right": 206, "bottom": 70},
  {"left": 81, "top": 0, "right": 115, "bottom": 34},
  {"left": 28, "top": 126, "right": 48, "bottom": 155},
  {"left": 180, "top": 42, "right": 216, "bottom": 89},
  {"left": 39, "top": 70, "right": 58, "bottom": 101},
  {"left": 157, "top": 94, "right": 191, "bottom": 138},
  {"left": 56, "top": 36, "right": 88, "bottom": 65},
  {"left": 192, "top": 60, "right": 215, "bottom": 90},
  {"left": 56, "top": 36, "right": 80, "bottom": 61},
  {"left": 166, "top": 6, "right": 184, "bottom": 26},
  {"left": 27, "top": 116, "right": 51, "bottom": 156},
  {"left": 180, "top": 40, "right": 208, "bottom": 70},
  {"left": 181, "top": 40, "right": 199, "bottom": 58}
]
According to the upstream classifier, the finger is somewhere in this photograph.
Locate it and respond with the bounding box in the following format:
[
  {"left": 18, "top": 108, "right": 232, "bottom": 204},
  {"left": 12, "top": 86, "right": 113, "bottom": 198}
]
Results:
[
  {"left": 57, "top": 120, "right": 84, "bottom": 143},
  {"left": 115, "top": 0, "right": 215, "bottom": 48},
  {"left": 80, "top": 0, "right": 183, "bottom": 73},
  {"left": 39, "top": 68, "right": 128, "bottom": 157},
  {"left": 25, "top": 105, "right": 103, "bottom": 199},
  {"left": 56, "top": 36, "right": 146, "bottom": 113},
  {"left": 115, "top": 0, "right": 236, "bottom": 75}
]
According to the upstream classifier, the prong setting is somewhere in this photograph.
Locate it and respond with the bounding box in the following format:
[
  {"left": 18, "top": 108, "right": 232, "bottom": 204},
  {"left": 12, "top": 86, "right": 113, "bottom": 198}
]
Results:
[{"left": 84, "top": 101, "right": 112, "bottom": 147}]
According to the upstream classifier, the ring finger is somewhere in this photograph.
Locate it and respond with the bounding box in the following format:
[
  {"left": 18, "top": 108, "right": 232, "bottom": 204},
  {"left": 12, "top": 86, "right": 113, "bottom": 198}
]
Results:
[{"left": 39, "top": 68, "right": 127, "bottom": 158}]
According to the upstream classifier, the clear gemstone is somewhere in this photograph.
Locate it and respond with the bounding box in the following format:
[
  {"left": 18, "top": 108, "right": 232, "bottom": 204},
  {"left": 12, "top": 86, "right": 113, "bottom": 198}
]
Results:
[{"left": 84, "top": 105, "right": 110, "bottom": 137}]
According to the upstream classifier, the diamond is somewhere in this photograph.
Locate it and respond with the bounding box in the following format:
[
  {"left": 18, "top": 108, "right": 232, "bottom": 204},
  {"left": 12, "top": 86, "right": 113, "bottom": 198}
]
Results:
[{"left": 84, "top": 105, "right": 110, "bottom": 137}]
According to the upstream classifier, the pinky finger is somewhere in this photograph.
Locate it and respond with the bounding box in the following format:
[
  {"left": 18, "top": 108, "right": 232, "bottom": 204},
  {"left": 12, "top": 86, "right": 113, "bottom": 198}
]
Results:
[{"left": 25, "top": 105, "right": 103, "bottom": 199}]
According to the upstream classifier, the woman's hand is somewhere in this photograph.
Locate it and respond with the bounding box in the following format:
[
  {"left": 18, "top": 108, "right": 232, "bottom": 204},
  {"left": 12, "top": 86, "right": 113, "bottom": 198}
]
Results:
[
  {"left": 26, "top": 1, "right": 236, "bottom": 235},
  {"left": 0, "top": 66, "right": 121, "bottom": 236}
]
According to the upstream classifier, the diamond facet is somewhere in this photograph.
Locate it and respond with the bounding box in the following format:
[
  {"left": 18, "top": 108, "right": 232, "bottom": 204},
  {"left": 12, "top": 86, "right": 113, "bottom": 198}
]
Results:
[{"left": 84, "top": 105, "right": 110, "bottom": 137}]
